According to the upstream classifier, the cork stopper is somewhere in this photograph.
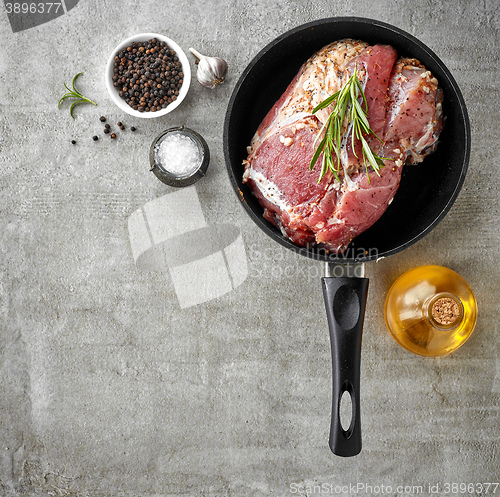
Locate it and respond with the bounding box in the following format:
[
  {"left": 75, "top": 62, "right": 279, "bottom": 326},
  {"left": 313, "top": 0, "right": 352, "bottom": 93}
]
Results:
[{"left": 431, "top": 297, "right": 460, "bottom": 325}]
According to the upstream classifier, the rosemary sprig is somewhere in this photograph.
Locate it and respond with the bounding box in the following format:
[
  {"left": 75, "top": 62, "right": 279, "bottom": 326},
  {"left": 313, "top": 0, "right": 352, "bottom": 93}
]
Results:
[
  {"left": 309, "top": 65, "right": 387, "bottom": 181},
  {"left": 58, "top": 72, "right": 97, "bottom": 118}
]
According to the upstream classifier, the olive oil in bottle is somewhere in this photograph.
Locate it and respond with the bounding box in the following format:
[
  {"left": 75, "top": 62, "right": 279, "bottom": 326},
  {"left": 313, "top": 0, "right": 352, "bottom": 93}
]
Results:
[{"left": 384, "top": 265, "right": 477, "bottom": 357}]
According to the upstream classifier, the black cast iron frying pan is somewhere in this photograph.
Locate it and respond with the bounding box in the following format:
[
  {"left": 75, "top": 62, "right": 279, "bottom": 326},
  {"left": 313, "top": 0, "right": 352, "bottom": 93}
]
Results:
[{"left": 223, "top": 17, "right": 470, "bottom": 457}]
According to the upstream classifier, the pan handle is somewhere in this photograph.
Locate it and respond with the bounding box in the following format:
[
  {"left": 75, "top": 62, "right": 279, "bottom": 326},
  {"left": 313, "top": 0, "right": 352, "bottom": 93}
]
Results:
[{"left": 321, "top": 276, "right": 369, "bottom": 457}]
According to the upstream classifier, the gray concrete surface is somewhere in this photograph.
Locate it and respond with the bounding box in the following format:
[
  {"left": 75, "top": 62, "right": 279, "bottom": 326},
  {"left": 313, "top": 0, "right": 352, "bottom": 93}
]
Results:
[{"left": 0, "top": 0, "right": 499, "bottom": 496}]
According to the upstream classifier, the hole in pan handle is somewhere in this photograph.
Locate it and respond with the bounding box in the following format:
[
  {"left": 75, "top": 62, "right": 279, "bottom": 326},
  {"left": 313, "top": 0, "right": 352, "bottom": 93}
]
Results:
[{"left": 322, "top": 263, "right": 368, "bottom": 457}]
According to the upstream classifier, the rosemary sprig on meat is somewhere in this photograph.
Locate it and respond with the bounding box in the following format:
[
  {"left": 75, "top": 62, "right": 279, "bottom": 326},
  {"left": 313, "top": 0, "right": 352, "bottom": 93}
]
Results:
[{"left": 309, "top": 65, "right": 386, "bottom": 181}]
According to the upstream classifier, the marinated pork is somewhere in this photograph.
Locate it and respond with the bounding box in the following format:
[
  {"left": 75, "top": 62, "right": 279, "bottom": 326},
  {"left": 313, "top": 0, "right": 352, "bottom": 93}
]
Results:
[{"left": 243, "top": 39, "right": 444, "bottom": 253}]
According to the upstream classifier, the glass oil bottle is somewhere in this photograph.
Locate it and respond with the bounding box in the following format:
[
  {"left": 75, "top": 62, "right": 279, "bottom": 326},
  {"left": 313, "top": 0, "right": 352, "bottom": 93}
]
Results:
[{"left": 384, "top": 265, "right": 477, "bottom": 357}]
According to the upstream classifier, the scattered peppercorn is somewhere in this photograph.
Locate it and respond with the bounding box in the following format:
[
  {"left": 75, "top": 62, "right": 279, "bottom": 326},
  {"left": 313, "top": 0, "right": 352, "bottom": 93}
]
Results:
[
  {"left": 119, "top": 124, "right": 125, "bottom": 130},
  {"left": 110, "top": 133, "right": 116, "bottom": 139},
  {"left": 100, "top": 116, "right": 106, "bottom": 122},
  {"left": 117, "top": 122, "right": 122, "bottom": 127},
  {"left": 104, "top": 128, "right": 110, "bottom": 134},
  {"left": 71, "top": 140, "right": 76, "bottom": 145},
  {"left": 92, "top": 135, "right": 98, "bottom": 141},
  {"left": 105, "top": 123, "right": 111, "bottom": 129},
  {"left": 130, "top": 126, "right": 136, "bottom": 132},
  {"left": 112, "top": 38, "right": 184, "bottom": 113}
]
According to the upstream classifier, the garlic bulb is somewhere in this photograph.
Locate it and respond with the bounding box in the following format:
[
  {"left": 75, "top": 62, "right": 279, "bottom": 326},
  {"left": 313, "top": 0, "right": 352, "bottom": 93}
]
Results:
[{"left": 189, "top": 47, "right": 228, "bottom": 89}]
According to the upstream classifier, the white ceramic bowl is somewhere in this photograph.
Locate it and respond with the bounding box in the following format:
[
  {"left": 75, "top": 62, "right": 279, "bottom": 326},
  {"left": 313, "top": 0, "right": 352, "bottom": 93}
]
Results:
[{"left": 105, "top": 33, "right": 191, "bottom": 119}]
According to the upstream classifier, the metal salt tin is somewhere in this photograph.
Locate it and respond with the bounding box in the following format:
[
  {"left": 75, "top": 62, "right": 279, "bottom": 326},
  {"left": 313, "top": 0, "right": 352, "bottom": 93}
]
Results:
[{"left": 150, "top": 126, "right": 210, "bottom": 187}]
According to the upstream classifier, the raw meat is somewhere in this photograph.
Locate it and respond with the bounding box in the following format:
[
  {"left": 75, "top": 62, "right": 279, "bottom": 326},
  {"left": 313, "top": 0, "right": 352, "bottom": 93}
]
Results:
[{"left": 243, "top": 39, "right": 444, "bottom": 253}]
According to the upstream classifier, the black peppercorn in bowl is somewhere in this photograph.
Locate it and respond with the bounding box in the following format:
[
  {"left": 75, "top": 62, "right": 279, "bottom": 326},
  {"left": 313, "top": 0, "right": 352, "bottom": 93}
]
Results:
[
  {"left": 105, "top": 33, "right": 191, "bottom": 119},
  {"left": 149, "top": 126, "right": 210, "bottom": 187}
]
